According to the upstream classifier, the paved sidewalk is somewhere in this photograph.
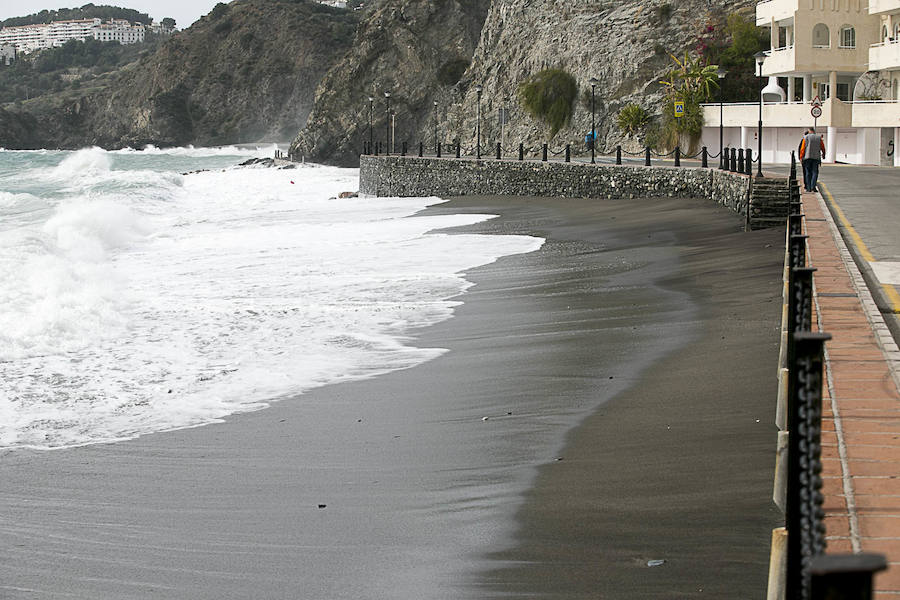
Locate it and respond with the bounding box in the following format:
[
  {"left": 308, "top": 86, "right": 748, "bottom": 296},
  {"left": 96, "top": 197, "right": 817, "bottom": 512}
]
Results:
[{"left": 803, "top": 189, "right": 900, "bottom": 597}]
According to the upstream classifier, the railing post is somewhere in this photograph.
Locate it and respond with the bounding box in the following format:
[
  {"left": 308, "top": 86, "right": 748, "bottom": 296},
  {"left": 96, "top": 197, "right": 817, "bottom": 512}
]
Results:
[
  {"left": 701, "top": 146, "right": 708, "bottom": 168},
  {"left": 738, "top": 148, "right": 745, "bottom": 173},
  {"left": 785, "top": 331, "right": 832, "bottom": 599},
  {"left": 745, "top": 148, "right": 753, "bottom": 176},
  {"left": 542, "top": 144, "right": 548, "bottom": 162},
  {"left": 674, "top": 146, "right": 681, "bottom": 167},
  {"left": 645, "top": 146, "right": 651, "bottom": 166},
  {"left": 401, "top": 141, "right": 407, "bottom": 157},
  {"left": 456, "top": 142, "right": 460, "bottom": 159},
  {"left": 565, "top": 144, "right": 570, "bottom": 163},
  {"left": 518, "top": 143, "right": 524, "bottom": 161},
  {"left": 496, "top": 142, "right": 501, "bottom": 160},
  {"left": 789, "top": 213, "right": 804, "bottom": 237},
  {"left": 437, "top": 142, "right": 441, "bottom": 158},
  {"left": 810, "top": 554, "right": 887, "bottom": 600},
  {"left": 790, "top": 234, "right": 809, "bottom": 269},
  {"left": 616, "top": 145, "right": 622, "bottom": 165},
  {"left": 790, "top": 150, "right": 798, "bottom": 184},
  {"left": 418, "top": 142, "right": 423, "bottom": 157}
]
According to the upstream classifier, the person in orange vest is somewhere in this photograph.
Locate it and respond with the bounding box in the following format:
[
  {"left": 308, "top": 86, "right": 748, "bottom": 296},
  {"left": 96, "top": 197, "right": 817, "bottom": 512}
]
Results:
[{"left": 799, "top": 127, "right": 826, "bottom": 192}]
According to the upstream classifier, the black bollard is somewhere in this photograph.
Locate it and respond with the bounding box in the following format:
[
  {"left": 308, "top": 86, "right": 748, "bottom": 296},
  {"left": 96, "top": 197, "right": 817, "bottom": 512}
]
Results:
[
  {"left": 496, "top": 142, "right": 501, "bottom": 160},
  {"left": 401, "top": 141, "right": 407, "bottom": 157},
  {"left": 518, "top": 143, "right": 524, "bottom": 161},
  {"left": 745, "top": 149, "right": 753, "bottom": 175},
  {"left": 701, "top": 146, "right": 708, "bottom": 168},
  {"left": 645, "top": 146, "right": 651, "bottom": 166},
  {"left": 565, "top": 144, "right": 570, "bottom": 163},
  {"left": 721, "top": 146, "right": 728, "bottom": 170},
  {"left": 674, "top": 146, "right": 681, "bottom": 167},
  {"left": 418, "top": 142, "right": 423, "bottom": 157},
  {"left": 738, "top": 148, "right": 745, "bottom": 173},
  {"left": 437, "top": 142, "right": 441, "bottom": 158},
  {"left": 542, "top": 144, "right": 548, "bottom": 162},
  {"left": 455, "top": 142, "right": 460, "bottom": 159},
  {"left": 616, "top": 145, "right": 622, "bottom": 165},
  {"left": 731, "top": 148, "right": 737, "bottom": 172},
  {"left": 375, "top": 141, "right": 380, "bottom": 156}
]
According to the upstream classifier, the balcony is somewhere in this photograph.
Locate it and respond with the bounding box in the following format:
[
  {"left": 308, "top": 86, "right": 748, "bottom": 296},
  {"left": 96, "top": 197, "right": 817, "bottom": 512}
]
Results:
[
  {"left": 870, "top": 39, "right": 900, "bottom": 71},
  {"left": 762, "top": 46, "right": 795, "bottom": 76},
  {"left": 868, "top": 0, "right": 900, "bottom": 15},
  {"left": 702, "top": 98, "right": 853, "bottom": 128},
  {"left": 757, "top": 0, "right": 797, "bottom": 26},
  {"left": 851, "top": 101, "right": 900, "bottom": 126}
]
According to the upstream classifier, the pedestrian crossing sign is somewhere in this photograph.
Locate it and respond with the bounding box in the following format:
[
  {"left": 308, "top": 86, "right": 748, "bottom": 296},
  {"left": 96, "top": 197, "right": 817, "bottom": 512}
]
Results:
[{"left": 674, "top": 101, "right": 685, "bottom": 118}]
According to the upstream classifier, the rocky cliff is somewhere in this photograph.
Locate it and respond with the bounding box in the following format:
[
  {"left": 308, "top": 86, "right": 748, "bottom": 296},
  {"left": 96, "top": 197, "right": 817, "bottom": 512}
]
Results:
[
  {"left": 290, "top": 0, "right": 491, "bottom": 166},
  {"left": 293, "top": 0, "right": 756, "bottom": 165},
  {"left": 0, "top": 0, "right": 358, "bottom": 149}
]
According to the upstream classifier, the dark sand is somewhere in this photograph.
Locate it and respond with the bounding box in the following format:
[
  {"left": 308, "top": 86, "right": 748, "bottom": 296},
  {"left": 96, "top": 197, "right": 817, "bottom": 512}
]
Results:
[{"left": 0, "top": 195, "right": 784, "bottom": 599}]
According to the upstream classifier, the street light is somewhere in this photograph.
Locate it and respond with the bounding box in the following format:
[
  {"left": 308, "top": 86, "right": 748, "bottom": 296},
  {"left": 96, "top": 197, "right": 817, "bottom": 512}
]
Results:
[
  {"left": 754, "top": 51, "right": 767, "bottom": 177},
  {"left": 368, "top": 96, "right": 374, "bottom": 154},
  {"left": 589, "top": 76, "right": 599, "bottom": 164},
  {"left": 475, "top": 84, "right": 483, "bottom": 159},
  {"left": 717, "top": 67, "right": 727, "bottom": 170},
  {"left": 384, "top": 91, "right": 391, "bottom": 156},
  {"left": 433, "top": 100, "right": 438, "bottom": 154}
]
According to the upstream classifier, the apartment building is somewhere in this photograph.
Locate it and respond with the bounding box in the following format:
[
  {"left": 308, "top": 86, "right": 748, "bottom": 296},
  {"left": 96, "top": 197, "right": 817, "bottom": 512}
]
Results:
[
  {"left": 702, "top": 0, "right": 900, "bottom": 166},
  {"left": 0, "top": 18, "right": 145, "bottom": 53}
]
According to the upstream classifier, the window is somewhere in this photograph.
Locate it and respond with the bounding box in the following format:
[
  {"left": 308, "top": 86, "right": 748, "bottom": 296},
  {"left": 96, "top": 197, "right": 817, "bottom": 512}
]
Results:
[
  {"left": 836, "top": 83, "right": 850, "bottom": 101},
  {"left": 812, "top": 23, "right": 830, "bottom": 48},
  {"left": 882, "top": 24, "right": 888, "bottom": 41},
  {"left": 839, "top": 25, "right": 855, "bottom": 49},
  {"left": 894, "top": 23, "right": 899, "bottom": 41}
]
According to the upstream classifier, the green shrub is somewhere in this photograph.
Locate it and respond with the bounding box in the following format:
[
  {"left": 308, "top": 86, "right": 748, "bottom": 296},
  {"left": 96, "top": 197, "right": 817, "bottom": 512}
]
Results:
[
  {"left": 616, "top": 103, "right": 650, "bottom": 137},
  {"left": 517, "top": 68, "right": 578, "bottom": 137}
]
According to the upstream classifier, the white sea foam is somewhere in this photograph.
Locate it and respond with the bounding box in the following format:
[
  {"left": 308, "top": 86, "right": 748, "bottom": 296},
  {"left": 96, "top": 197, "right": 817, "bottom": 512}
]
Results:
[{"left": 0, "top": 148, "right": 543, "bottom": 449}]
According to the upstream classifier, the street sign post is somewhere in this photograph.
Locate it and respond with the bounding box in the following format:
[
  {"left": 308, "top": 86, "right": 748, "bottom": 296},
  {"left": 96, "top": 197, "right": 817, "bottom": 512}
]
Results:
[{"left": 810, "top": 99, "right": 822, "bottom": 130}]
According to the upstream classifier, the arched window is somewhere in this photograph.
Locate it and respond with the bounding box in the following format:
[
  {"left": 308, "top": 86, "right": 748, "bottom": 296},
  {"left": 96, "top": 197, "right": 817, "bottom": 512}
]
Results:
[
  {"left": 882, "top": 24, "right": 888, "bottom": 41},
  {"left": 813, "top": 23, "right": 830, "bottom": 48},
  {"left": 839, "top": 25, "right": 856, "bottom": 48},
  {"left": 894, "top": 22, "right": 899, "bottom": 41}
]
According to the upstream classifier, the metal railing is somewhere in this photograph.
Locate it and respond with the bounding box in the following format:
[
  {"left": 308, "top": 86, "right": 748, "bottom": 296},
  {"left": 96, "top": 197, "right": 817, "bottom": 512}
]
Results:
[
  {"left": 770, "top": 153, "right": 887, "bottom": 599},
  {"left": 361, "top": 138, "right": 758, "bottom": 173}
]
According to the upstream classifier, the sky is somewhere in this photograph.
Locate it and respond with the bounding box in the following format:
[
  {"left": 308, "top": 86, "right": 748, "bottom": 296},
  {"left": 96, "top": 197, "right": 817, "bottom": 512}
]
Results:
[{"left": 0, "top": 0, "right": 228, "bottom": 30}]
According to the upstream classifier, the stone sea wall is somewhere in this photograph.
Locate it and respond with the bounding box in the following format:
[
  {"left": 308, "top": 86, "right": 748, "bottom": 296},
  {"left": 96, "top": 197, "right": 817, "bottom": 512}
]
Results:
[{"left": 359, "top": 156, "right": 782, "bottom": 229}]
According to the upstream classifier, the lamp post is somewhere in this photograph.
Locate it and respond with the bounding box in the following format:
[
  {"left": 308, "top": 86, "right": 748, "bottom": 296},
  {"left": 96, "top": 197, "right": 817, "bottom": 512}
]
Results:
[
  {"left": 590, "top": 76, "right": 599, "bottom": 164},
  {"left": 717, "top": 68, "right": 727, "bottom": 170},
  {"left": 433, "top": 100, "right": 438, "bottom": 154},
  {"left": 368, "top": 96, "right": 374, "bottom": 153},
  {"left": 384, "top": 91, "right": 391, "bottom": 156},
  {"left": 755, "top": 51, "right": 766, "bottom": 177},
  {"left": 475, "top": 84, "right": 483, "bottom": 159}
]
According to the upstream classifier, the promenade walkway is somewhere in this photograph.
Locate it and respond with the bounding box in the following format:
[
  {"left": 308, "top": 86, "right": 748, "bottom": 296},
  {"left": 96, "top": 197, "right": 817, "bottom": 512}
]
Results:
[{"left": 803, "top": 188, "right": 900, "bottom": 597}]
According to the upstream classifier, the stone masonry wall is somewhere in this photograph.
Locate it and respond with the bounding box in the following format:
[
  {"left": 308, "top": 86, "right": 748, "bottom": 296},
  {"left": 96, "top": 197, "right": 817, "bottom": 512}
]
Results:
[{"left": 359, "top": 156, "right": 785, "bottom": 229}]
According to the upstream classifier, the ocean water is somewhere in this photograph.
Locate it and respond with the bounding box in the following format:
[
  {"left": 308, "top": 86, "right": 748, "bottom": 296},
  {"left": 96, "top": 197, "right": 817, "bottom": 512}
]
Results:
[{"left": 0, "top": 146, "right": 543, "bottom": 450}]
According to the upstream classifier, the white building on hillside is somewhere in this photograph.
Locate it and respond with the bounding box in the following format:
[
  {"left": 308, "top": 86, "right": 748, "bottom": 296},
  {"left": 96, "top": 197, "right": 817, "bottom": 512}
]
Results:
[
  {"left": 701, "top": 0, "right": 900, "bottom": 166},
  {"left": 0, "top": 43, "right": 16, "bottom": 65},
  {"left": 0, "top": 17, "right": 145, "bottom": 53}
]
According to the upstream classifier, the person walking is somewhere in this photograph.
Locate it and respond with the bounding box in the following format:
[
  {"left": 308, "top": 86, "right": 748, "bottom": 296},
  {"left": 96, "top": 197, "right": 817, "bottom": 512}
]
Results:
[{"left": 799, "top": 127, "right": 826, "bottom": 192}]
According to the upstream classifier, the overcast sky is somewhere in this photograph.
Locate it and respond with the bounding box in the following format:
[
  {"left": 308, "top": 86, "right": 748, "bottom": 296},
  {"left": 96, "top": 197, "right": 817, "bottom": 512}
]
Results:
[{"left": 0, "top": 0, "right": 228, "bottom": 30}]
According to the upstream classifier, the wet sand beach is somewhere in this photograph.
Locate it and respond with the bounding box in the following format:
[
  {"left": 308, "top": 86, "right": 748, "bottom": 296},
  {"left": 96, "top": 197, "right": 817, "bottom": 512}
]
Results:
[{"left": 0, "top": 195, "right": 784, "bottom": 599}]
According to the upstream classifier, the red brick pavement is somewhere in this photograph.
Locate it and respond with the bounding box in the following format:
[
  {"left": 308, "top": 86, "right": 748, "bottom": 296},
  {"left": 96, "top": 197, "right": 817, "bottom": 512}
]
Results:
[{"left": 803, "top": 190, "right": 900, "bottom": 597}]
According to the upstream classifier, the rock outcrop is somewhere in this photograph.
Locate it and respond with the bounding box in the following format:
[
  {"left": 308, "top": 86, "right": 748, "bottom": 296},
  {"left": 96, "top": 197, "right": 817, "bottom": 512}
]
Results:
[
  {"left": 290, "top": 0, "right": 491, "bottom": 166},
  {"left": 0, "top": 0, "right": 358, "bottom": 149}
]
